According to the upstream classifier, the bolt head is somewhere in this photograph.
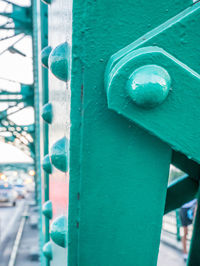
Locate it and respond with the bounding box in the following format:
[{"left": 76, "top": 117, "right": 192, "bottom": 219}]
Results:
[
  {"left": 49, "top": 42, "right": 69, "bottom": 82},
  {"left": 50, "top": 137, "right": 68, "bottom": 172},
  {"left": 50, "top": 215, "right": 67, "bottom": 248},
  {"left": 127, "top": 65, "right": 171, "bottom": 109},
  {"left": 43, "top": 241, "right": 53, "bottom": 260},
  {"left": 41, "top": 102, "right": 53, "bottom": 124},
  {"left": 42, "top": 154, "right": 53, "bottom": 174},
  {"left": 42, "top": 200, "right": 53, "bottom": 219},
  {"left": 41, "top": 46, "right": 52, "bottom": 68}
]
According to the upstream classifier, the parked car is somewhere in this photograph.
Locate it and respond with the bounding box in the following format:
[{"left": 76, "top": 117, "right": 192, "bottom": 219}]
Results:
[
  {"left": 0, "top": 183, "right": 18, "bottom": 206},
  {"left": 14, "top": 184, "right": 27, "bottom": 199}
]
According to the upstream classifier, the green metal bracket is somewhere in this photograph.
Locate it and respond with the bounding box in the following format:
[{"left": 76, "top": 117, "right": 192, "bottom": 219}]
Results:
[
  {"left": 108, "top": 3, "right": 200, "bottom": 73},
  {"left": 105, "top": 46, "right": 200, "bottom": 163},
  {"left": 50, "top": 215, "right": 67, "bottom": 248}
]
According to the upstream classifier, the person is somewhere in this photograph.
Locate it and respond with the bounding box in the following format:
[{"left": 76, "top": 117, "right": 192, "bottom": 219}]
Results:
[{"left": 179, "top": 199, "right": 197, "bottom": 262}]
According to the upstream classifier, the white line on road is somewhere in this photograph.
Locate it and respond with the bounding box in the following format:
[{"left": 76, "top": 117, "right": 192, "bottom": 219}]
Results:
[
  {"left": 8, "top": 205, "right": 28, "bottom": 266},
  {"left": 0, "top": 200, "right": 25, "bottom": 245}
]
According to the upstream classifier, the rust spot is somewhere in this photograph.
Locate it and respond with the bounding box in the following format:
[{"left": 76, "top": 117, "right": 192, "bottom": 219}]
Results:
[{"left": 81, "top": 84, "right": 83, "bottom": 99}]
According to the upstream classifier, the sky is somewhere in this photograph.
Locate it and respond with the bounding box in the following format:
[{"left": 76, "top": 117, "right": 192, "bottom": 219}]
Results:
[{"left": 0, "top": 0, "right": 33, "bottom": 163}]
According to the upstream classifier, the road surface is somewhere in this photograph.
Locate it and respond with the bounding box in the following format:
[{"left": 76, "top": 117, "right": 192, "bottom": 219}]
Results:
[{"left": 0, "top": 199, "right": 25, "bottom": 266}]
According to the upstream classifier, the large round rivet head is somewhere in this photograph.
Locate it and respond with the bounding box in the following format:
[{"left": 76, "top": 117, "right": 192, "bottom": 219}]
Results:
[
  {"left": 42, "top": 200, "right": 53, "bottom": 219},
  {"left": 127, "top": 65, "right": 171, "bottom": 109},
  {"left": 50, "top": 215, "right": 67, "bottom": 248},
  {"left": 43, "top": 241, "right": 53, "bottom": 260},
  {"left": 42, "top": 154, "right": 53, "bottom": 174},
  {"left": 41, "top": 46, "right": 52, "bottom": 68},
  {"left": 49, "top": 42, "right": 69, "bottom": 82},
  {"left": 41, "top": 102, "right": 53, "bottom": 124},
  {"left": 50, "top": 137, "right": 68, "bottom": 172}
]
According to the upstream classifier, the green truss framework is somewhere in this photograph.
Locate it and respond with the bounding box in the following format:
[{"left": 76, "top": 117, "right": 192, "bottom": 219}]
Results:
[{"left": 0, "top": 0, "right": 35, "bottom": 159}]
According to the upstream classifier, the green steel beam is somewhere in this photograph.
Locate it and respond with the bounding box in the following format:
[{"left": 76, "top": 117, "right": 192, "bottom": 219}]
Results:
[{"left": 40, "top": 1, "right": 50, "bottom": 266}]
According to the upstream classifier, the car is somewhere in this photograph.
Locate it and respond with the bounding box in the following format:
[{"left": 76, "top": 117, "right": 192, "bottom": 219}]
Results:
[
  {"left": 0, "top": 184, "right": 18, "bottom": 206},
  {"left": 14, "top": 184, "right": 27, "bottom": 199}
]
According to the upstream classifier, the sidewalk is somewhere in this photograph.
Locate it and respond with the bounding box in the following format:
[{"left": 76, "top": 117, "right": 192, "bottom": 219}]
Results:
[{"left": 157, "top": 231, "right": 187, "bottom": 266}]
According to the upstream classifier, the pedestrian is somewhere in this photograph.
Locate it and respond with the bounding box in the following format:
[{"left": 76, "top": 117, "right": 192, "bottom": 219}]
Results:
[{"left": 179, "top": 199, "right": 197, "bottom": 262}]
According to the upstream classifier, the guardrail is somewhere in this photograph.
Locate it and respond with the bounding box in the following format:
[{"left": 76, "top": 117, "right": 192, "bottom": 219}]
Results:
[{"left": 162, "top": 210, "right": 193, "bottom": 242}]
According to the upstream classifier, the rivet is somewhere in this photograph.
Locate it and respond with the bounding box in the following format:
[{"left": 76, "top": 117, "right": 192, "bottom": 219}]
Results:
[
  {"left": 43, "top": 241, "right": 53, "bottom": 260},
  {"left": 42, "top": 154, "right": 53, "bottom": 174},
  {"left": 127, "top": 64, "right": 171, "bottom": 109},
  {"left": 41, "top": 46, "right": 52, "bottom": 68},
  {"left": 42, "top": 200, "right": 53, "bottom": 219},
  {"left": 50, "top": 137, "right": 68, "bottom": 172},
  {"left": 49, "top": 42, "right": 70, "bottom": 82},
  {"left": 41, "top": 102, "right": 53, "bottom": 124},
  {"left": 50, "top": 215, "right": 67, "bottom": 248}
]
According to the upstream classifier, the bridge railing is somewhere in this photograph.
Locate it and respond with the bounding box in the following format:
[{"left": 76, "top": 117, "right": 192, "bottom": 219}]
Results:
[{"left": 162, "top": 209, "right": 193, "bottom": 242}]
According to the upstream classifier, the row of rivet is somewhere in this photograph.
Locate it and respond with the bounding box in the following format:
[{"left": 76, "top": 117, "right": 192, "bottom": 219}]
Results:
[
  {"left": 42, "top": 215, "right": 67, "bottom": 260},
  {"left": 41, "top": 42, "right": 69, "bottom": 259}
]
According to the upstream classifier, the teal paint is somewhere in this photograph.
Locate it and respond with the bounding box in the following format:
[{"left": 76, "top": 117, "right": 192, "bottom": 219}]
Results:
[
  {"left": 42, "top": 154, "right": 53, "bottom": 174},
  {"left": 108, "top": 3, "right": 200, "bottom": 73},
  {"left": 41, "top": 46, "right": 52, "bottom": 68},
  {"left": 164, "top": 175, "right": 198, "bottom": 214},
  {"left": 41, "top": 102, "right": 53, "bottom": 124},
  {"left": 35, "top": 0, "right": 200, "bottom": 264},
  {"left": 127, "top": 64, "right": 171, "bottom": 109},
  {"left": 106, "top": 46, "right": 200, "bottom": 163},
  {"left": 67, "top": 1, "right": 191, "bottom": 265},
  {"left": 50, "top": 137, "right": 68, "bottom": 172},
  {"left": 49, "top": 42, "right": 70, "bottom": 82},
  {"left": 41, "top": 0, "right": 51, "bottom": 5},
  {"left": 32, "top": 0, "right": 43, "bottom": 264},
  {"left": 50, "top": 216, "right": 67, "bottom": 248},
  {"left": 40, "top": 2, "right": 50, "bottom": 265},
  {"left": 42, "top": 200, "right": 53, "bottom": 219},
  {"left": 43, "top": 241, "right": 53, "bottom": 260}
]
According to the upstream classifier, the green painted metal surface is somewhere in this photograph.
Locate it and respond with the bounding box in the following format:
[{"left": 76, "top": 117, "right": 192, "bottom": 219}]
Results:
[{"left": 32, "top": 0, "right": 200, "bottom": 265}]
